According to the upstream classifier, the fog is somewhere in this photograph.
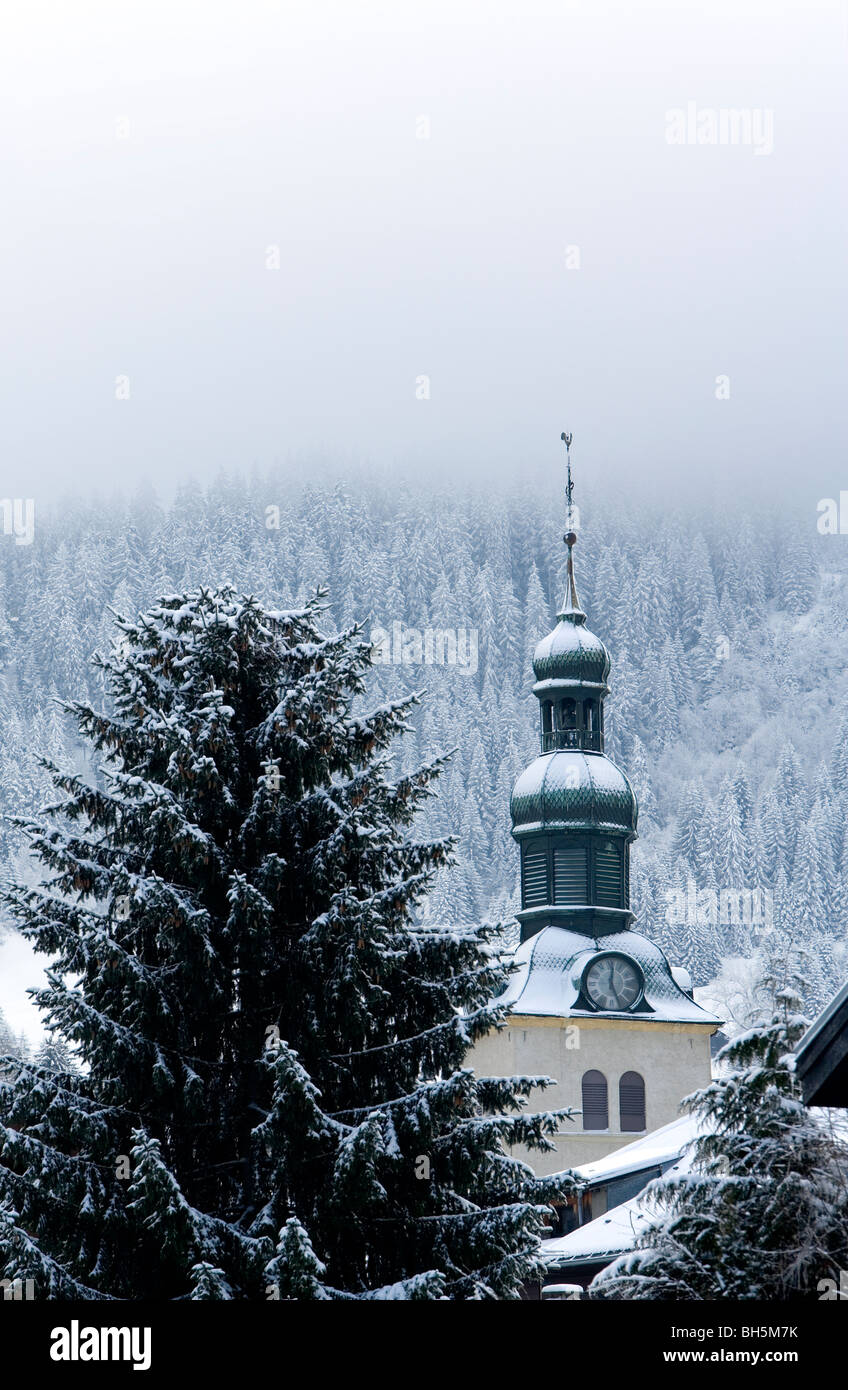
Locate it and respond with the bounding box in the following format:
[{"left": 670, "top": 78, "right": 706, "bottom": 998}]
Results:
[{"left": 2, "top": 0, "right": 845, "bottom": 509}]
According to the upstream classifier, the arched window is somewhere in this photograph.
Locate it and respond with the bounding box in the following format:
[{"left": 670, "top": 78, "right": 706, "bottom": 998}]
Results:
[
  {"left": 541, "top": 700, "right": 553, "bottom": 734},
  {"left": 619, "top": 1071, "right": 646, "bottom": 1132},
  {"left": 557, "top": 697, "right": 577, "bottom": 730},
  {"left": 581, "top": 1070, "right": 608, "bottom": 1130},
  {"left": 583, "top": 698, "right": 596, "bottom": 732}
]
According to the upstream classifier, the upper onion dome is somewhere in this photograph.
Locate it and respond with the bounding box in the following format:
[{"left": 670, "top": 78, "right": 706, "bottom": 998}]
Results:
[
  {"left": 511, "top": 750, "right": 638, "bottom": 836},
  {"left": 532, "top": 616, "right": 610, "bottom": 689}
]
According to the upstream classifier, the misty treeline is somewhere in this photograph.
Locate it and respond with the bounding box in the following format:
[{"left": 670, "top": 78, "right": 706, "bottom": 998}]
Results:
[
  {"left": 0, "top": 1006, "right": 72, "bottom": 1073},
  {"left": 0, "top": 469, "right": 846, "bottom": 1022}
]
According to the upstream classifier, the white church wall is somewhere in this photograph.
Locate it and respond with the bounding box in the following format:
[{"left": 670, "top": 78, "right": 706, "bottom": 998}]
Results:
[{"left": 471, "top": 1014, "right": 714, "bottom": 1176}]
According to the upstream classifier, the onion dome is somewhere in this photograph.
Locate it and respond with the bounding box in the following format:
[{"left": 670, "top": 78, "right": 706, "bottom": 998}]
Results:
[
  {"left": 511, "top": 751, "right": 637, "bottom": 837},
  {"left": 532, "top": 617, "right": 610, "bottom": 691}
]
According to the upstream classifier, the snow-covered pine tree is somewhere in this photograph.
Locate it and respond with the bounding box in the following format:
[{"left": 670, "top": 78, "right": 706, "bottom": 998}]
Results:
[
  {"left": 0, "top": 586, "right": 567, "bottom": 1300},
  {"left": 830, "top": 701, "right": 848, "bottom": 801},
  {"left": 523, "top": 561, "right": 551, "bottom": 652},
  {"left": 33, "top": 1035, "right": 77, "bottom": 1076},
  {"left": 0, "top": 1009, "right": 16, "bottom": 1083},
  {"left": 759, "top": 786, "right": 788, "bottom": 883},
  {"left": 717, "top": 781, "right": 746, "bottom": 912},
  {"left": 731, "top": 766, "right": 752, "bottom": 829},
  {"left": 590, "top": 987, "right": 848, "bottom": 1300},
  {"left": 626, "top": 735, "right": 656, "bottom": 823}
]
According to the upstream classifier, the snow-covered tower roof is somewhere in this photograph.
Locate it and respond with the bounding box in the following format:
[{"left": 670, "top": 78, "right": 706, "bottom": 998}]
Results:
[{"left": 511, "top": 434, "right": 638, "bottom": 943}]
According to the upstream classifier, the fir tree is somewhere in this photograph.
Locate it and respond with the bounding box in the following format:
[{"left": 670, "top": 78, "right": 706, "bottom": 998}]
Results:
[
  {"left": 731, "top": 766, "right": 752, "bottom": 828},
  {"left": 264, "top": 1217, "right": 329, "bottom": 1301},
  {"left": 0, "top": 1009, "right": 16, "bottom": 1083},
  {"left": 522, "top": 562, "right": 550, "bottom": 654},
  {"left": 830, "top": 702, "right": 848, "bottom": 801},
  {"left": 34, "top": 1035, "right": 77, "bottom": 1076},
  {"left": 791, "top": 814, "right": 833, "bottom": 942},
  {"left": 0, "top": 586, "right": 567, "bottom": 1301},
  {"left": 626, "top": 735, "right": 656, "bottom": 824},
  {"left": 681, "top": 534, "right": 718, "bottom": 645},
  {"left": 591, "top": 992, "right": 848, "bottom": 1300},
  {"left": 759, "top": 787, "right": 788, "bottom": 884},
  {"left": 717, "top": 782, "right": 746, "bottom": 895}
]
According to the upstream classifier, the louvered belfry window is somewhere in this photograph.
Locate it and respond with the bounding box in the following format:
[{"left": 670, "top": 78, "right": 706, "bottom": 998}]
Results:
[
  {"left": 582, "top": 1070, "right": 608, "bottom": 1130},
  {"left": 595, "top": 840, "right": 622, "bottom": 908},
  {"left": 553, "top": 845, "right": 587, "bottom": 904},
  {"left": 521, "top": 847, "right": 548, "bottom": 908},
  {"left": 619, "top": 1071, "right": 646, "bottom": 1131}
]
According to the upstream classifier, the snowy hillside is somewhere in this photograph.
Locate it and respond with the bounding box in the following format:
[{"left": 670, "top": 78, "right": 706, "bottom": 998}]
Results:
[{"left": 1, "top": 469, "right": 846, "bottom": 1039}]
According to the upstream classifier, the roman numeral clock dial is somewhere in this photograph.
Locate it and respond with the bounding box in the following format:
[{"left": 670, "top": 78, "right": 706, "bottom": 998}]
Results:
[{"left": 584, "top": 954, "right": 642, "bottom": 1011}]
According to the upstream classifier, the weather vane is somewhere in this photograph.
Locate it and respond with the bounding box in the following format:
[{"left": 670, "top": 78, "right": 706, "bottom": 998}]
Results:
[
  {"left": 559, "top": 432, "right": 582, "bottom": 615},
  {"left": 561, "top": 431, "right": 577, "bottom": 545}
]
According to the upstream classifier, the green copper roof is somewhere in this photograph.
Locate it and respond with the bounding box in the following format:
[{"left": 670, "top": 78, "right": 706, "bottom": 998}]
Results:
[
  {"left": 511, "top": 750, "right": 638, "bottom": 835},
  {"left": 532, "top": 616, "right": 610, "bottom": 688}
]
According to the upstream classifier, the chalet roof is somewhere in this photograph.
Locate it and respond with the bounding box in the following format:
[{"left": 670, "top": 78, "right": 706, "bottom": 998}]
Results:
[
  {"left": 543, "top": 1103, "right": 848, "bottom": 1274},
  {"left": 567, "top": 1111, "right": 699, "bottom": 1186},
  {"left": 795, "top": 979, "right": 848, "bottom": 1107},
  {"left": 542, "top": 1151, "right": 693, "bottom": 1271}
]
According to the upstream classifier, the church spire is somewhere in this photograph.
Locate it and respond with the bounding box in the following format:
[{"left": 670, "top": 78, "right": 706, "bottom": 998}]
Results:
[
  {"left": 559, "top": 432, "right": 585, "bottom": 624},
  {"left": 508, "top": 434, "right": 638, "bottom": 943}
]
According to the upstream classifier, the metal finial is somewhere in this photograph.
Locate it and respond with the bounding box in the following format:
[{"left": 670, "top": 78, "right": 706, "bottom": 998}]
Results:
[
  {"left": 558, "top": 432, "right": 584, "bottom": 620},
  {"left": 561, "top": 432, "right": 576, "bottom": 546}
]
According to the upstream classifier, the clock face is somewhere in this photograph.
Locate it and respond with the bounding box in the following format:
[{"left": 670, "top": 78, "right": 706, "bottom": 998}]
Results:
[{"left": 584, "top": 954, "right": 642, "bottom": 1011}]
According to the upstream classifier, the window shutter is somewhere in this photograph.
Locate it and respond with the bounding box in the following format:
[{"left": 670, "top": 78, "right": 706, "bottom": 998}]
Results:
[
  {"left": 581, "top": 1070, "right": 608, "bottom": 1130},
  {"left": 553, "top": 846, "right": 587, "bottom": 904},
  {"left": 522, "top": 848, "right": 548, "bottom": 907},
  {"left": 619, "top": 1071, "right": 646, "bottom": 1131},
  {"left": 595, "top": 841, "right": 622, "bottom": 907}
]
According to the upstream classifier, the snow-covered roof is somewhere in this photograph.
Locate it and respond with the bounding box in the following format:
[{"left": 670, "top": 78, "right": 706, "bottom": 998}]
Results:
[
  {"left": 542, "top": 1090, "right": 848, "bottom": 1274},
  {"left": 542, "top": 1151, "right": 693, "bottom": 1270},
  {"left": 796, "top": 979, "right": 848, "bottom": 1106},
  {"left": 568, "top": 1111, "right": 700, "bottom": 1185},
  {"left": 497, "top": 925, "right": 721, "bottom": 1026},
  {"left": 797, "top": 978, "right": 848, "bottom": 1053}
]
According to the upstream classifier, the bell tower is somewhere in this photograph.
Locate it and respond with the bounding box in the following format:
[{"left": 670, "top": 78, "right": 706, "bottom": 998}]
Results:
[
  {"left": 470, "top": 435, "right": 720, "bottom": 1173},
  {"left": 513, "top": 435, "right": 637, "bottom": 944}
]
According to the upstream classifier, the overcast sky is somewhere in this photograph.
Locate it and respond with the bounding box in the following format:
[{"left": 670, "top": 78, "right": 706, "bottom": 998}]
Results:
[
  {"left": 0, "top": 0, "right": 846, "bottom": 1040},
  {"left": 1, "top": 0, "right": 846, "bottom": 509}
]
